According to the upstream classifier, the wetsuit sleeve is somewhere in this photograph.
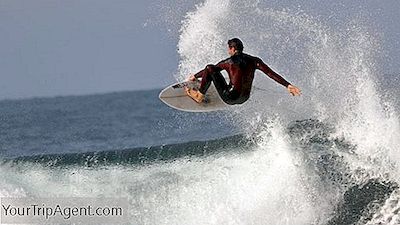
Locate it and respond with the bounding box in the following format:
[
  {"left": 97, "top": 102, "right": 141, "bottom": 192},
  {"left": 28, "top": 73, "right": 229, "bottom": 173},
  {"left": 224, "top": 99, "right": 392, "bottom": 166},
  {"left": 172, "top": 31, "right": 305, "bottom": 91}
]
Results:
[
  {"left": 194, "top": 58, "right": 230, "bottom": 78},
  {"left": 193, "top": 69, "right": 207, "bottom": 79},
  {"left": 255, "top": 58, "right": 291, "bottom": 87}
]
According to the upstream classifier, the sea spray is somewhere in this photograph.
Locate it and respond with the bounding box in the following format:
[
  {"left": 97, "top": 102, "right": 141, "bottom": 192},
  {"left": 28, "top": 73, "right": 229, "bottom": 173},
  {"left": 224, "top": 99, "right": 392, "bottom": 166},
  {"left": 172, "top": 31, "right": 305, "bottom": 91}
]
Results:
[{"left": 176, "top": 0, "right": 399, "bottom": 223}]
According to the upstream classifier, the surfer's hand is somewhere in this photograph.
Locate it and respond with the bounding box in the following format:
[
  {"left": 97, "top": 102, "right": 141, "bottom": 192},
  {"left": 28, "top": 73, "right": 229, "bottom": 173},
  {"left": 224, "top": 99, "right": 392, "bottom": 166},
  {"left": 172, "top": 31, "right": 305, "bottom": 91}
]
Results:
[
  {"left": 287, "top": 84, "right": 301, "bottom": 96},
  {"left": 188, "top": 74, "right": 196, "bottom": 81}
]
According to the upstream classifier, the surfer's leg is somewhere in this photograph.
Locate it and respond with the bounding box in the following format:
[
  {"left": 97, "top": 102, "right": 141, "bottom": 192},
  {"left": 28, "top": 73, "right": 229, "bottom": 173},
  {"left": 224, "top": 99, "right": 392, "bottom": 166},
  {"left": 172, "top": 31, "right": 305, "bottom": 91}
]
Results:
[
  {"left": 198, "top": 65, "right": 218, "bottom": 94},
  {"left": 196, "top": 65, "right": 247, "bottom": 104},
  {"left": 209, "top": 75, "right": 250, "bottom": 105},
  {"left": 198, "top": 66, "right": 245, "bottom": 104},
  {"left": 199, "top": 65, "right": 230, "bottom": 94}
]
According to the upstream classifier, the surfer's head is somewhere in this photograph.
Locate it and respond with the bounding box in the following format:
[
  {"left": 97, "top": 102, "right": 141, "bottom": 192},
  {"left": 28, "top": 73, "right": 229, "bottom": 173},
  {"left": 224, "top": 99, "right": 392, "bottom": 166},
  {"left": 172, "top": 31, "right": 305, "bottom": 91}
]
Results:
[{"left": 228, "top": 38, "right": 244, "bottom": 56}]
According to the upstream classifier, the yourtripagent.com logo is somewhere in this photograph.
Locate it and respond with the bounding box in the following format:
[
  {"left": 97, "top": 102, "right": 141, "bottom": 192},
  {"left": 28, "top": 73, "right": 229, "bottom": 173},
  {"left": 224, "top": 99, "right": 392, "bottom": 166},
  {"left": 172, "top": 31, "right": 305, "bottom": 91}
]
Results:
[{"left": 0, "top": 197, "right": 129, "bottom": 224}]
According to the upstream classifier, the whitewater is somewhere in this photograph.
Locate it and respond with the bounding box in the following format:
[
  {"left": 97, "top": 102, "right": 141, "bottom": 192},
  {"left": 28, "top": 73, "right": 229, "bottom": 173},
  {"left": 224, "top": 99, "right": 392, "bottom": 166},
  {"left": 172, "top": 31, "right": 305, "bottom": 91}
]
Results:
[{"left": 1, "top": 0, "right": 399, "bottom": 224}]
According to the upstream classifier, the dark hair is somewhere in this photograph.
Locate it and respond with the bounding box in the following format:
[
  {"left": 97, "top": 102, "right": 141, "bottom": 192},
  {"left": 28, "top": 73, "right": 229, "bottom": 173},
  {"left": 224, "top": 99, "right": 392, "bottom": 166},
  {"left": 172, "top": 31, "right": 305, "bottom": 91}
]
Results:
[{"left": 228, "top": 38, "right": 244, "bottom": 52}]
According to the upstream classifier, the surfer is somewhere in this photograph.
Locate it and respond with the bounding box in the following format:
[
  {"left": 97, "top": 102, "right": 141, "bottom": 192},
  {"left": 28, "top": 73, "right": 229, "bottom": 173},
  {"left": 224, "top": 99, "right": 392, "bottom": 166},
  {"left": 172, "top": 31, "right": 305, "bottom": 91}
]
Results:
[{"left": 185, "top": 38, "right": 301, "bottom": 104}]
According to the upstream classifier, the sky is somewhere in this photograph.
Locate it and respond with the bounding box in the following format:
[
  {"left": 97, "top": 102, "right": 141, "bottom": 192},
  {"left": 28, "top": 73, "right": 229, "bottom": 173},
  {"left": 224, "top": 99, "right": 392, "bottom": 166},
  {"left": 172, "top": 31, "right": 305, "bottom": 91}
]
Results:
[
  {"left": 0, "top": 0, "right": 399, "bottom": 100},
  {"left": 0, "top": 0, "right": 180, "bottom": 100}
]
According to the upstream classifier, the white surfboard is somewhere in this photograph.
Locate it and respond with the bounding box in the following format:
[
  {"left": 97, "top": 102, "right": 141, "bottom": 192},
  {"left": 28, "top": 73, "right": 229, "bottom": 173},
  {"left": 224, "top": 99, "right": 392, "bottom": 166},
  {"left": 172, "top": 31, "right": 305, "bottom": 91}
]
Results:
[{"left": 159, "top": 80, "right": 229, "bottom": 112}]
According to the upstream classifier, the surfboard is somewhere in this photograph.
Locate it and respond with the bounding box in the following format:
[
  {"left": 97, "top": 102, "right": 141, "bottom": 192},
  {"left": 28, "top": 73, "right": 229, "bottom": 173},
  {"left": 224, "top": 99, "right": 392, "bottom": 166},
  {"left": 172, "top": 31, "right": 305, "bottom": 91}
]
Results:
[{"left": 159, "top": 80, "right": 229, "bottom": 112}]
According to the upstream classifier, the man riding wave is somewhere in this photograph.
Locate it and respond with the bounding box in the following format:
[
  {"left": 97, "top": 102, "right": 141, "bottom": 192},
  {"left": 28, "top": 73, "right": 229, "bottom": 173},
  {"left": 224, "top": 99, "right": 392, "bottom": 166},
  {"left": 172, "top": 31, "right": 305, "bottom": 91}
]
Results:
[{"left": 185, "top": 38, "right": 301, "bottom": 104}]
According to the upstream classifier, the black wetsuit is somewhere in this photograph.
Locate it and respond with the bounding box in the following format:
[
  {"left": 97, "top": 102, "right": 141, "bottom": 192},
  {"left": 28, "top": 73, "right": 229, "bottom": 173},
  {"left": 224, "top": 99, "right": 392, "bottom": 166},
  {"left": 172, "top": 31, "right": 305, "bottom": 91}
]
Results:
[{"left": 194, "top": 52, "right": 291, "bottom": 105}]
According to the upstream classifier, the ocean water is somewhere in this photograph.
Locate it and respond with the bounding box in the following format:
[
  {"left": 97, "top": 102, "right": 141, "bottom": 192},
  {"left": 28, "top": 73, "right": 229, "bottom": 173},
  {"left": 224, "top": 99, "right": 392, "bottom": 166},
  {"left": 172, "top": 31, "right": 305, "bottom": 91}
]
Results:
[
  {"left": 0, "top": 90, "right": 238, "bottom": 158},
  {"left": 1, "top": 0, "right": 400, "bottom": 224}
]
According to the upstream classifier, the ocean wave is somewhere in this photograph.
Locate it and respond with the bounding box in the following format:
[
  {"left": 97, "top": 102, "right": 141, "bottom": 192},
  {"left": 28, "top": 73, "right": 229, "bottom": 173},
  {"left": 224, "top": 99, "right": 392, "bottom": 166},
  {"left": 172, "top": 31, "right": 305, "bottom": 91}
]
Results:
[
  {"left": 1, "top": 119, "right": 398, "bottom": 225},
  {"left": 1, "top": 134, "right": 253, "bottom": 168}
]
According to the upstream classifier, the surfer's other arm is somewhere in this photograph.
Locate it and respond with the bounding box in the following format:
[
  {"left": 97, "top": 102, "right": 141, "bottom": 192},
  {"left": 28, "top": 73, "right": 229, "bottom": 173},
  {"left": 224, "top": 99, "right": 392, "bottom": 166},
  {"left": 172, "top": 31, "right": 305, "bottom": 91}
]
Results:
[
  {"left": 189, "top": 63, "right": 226, "bottom": 81},
  {"left": 255, "top": 58, "right": 301, "bottom": 96}
]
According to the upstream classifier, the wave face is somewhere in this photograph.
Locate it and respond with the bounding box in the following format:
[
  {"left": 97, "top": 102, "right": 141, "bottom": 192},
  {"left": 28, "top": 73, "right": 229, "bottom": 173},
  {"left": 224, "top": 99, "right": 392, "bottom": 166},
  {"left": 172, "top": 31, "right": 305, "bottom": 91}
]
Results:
[{"left": 1, "top": 0, "right": 399, "bottom": 224}]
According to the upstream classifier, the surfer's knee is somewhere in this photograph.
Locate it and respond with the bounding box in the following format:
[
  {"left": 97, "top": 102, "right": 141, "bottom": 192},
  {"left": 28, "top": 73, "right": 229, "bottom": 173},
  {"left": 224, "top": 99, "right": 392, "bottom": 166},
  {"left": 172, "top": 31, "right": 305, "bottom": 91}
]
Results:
[{"left": 205, "top": 64, "right": 217, "bottom": 73}]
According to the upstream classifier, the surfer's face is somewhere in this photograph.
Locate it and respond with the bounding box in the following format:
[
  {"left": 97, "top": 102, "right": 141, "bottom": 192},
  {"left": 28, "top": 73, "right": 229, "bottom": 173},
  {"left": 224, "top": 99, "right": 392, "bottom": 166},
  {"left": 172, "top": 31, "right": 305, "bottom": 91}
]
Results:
[{"left": 228, "top": 46, "right": 236, "bottom": 56}]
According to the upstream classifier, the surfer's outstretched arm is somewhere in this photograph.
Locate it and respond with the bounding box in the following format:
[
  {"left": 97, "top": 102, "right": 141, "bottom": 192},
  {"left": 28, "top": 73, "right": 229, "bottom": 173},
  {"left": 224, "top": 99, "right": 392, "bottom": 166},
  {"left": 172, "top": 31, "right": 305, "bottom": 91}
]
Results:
[
  {"left": 255, "top": 58, "right": 290, "bottom": 87},
  {"left": 255, "top": 58, "right": 301, "bottom": 96}
]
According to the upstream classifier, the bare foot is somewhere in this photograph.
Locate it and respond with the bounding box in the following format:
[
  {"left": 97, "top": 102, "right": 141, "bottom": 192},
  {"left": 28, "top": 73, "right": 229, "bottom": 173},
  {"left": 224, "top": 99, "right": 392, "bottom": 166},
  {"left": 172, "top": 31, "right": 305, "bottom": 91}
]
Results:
[{"left": 184, "top": 87, "right": 205, "bottom": 103}]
